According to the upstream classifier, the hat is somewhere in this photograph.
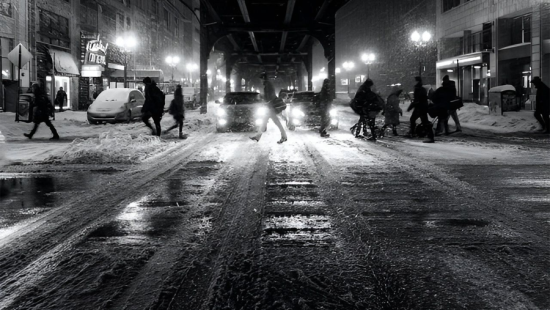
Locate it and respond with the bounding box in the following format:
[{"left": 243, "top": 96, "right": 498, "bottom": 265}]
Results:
[
  {"left": 142, "top": 77, "right": 152, "bottom": 84},
  {"left": 365, "top": 79, "right": 374, "bottom": 87},
  {"left": 531, "top": 76, "right": 542, "bottom": 84},
  {"left": 442, "top": 75, "right": 450, "bottom": 81}
]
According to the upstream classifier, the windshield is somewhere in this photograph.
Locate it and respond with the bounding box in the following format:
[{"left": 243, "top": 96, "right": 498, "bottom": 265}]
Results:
[
  {"left": 223, "top": 93, "right": 261, "bottom": 105},
  {"left": 292, "top": 93, "right": 315, "bottom": 102},
  {"left": 95, "top": 90, "right": 130, "bottom": 102}
]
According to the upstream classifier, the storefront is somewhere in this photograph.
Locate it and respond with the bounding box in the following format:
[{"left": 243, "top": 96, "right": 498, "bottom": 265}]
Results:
[{"left": 436, "top": 51, "right": 491, "bottom": 104}]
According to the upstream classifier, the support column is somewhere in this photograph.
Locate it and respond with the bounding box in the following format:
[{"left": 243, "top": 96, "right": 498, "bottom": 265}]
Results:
[
  {"left": 307, "top": 44, "right": 313, "bottom": 91},
  {"left": 225, "top": 56, "right": 234, "bottom": 92},
  {"left": 297, "top": 64, "right": 304, "bottom": 91},
  {"left": 199, "top": 9, "right": 211, "bottom": 114}
]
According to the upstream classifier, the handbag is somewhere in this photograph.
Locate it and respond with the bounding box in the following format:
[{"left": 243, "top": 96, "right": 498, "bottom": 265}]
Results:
[
  {"left": 449, "top": 97, "right": 463, "bottom": 110},
  {"left": 269, "top": 98, "right": 286, "bottom": 114}
]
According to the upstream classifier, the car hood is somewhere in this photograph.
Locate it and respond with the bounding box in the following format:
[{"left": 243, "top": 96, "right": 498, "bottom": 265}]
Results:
[{"left": 90, "top": 100, "right": 125, "bottom": 111}]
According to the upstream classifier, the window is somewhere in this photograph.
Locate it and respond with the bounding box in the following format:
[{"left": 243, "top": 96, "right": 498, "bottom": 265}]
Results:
[
  {"left": 175, "top": 18, "right": 179, "bottom": 36},
  {"left": 511, "top": 14, "right": 531, "bottom": 45},
  {"left": 126, "top": 17, "right": 131, "bottom": 30},
  {"left": 164, "top": 8, "right": 169, "bottom": 28},
  {"left": 442, "top": 0, "right": 461, "bottom": 12},
  {"left": 0, "top": 1, "right": 12, "bottom": 17},
  {"left": 38, "top": 8, "right": 70, "bottom": 48},
  {"left": 482, "top": 22, "right": 492, "bottom": 50},
  {"left": 1, "top": 37, "right": 14, "bottom": 79},
  {"left": 152, "top": 0, "right": 158, "bottom": 15}
]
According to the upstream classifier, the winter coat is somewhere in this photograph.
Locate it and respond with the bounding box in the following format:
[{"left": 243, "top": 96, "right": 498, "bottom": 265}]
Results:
[
  {"left": 264, "top": 81, "right": 277, "bottom": 102},
  {"left": 142, "top": 82, "right": 165, "bottom": 116},
  {"left": 409, "top": 82, "right": 428, "bottom": 112},
  {"left": 534, "top": 81, "right": 550, "bottom": 114},
  {"left": 384, "top": 91, "right": 403, "bottom": 125},
  {"left": 32, "top": 91, "right": 54, "bottom": 123},
  {"left": 352, "top": 86, "right": 384, "bottom": 116},
  {"left": 169, "top": 87, "right": 185, "bottom": 117},
  {"left": 318, "top": 81, "right": 332, "bottom": 112},
  {"left": 55, "top": 90, "right": 67, "bottom": 105},
  {"left": 430, "top": 85, "right": 454, "bottom": 111}
]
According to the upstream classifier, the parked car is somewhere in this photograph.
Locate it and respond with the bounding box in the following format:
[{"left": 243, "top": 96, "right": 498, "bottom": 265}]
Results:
[
  {"left": 215, "top": 92, "right": 266, "bottom": 132},
  {"left": 87, "top": 88, "right": 144, "bottom": 124},
  {"left": 284, "top": 91, "right": 339, "bottom": 131}
]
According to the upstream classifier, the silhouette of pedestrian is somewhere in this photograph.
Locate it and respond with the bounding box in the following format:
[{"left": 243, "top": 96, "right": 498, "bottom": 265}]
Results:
[
  {"left": 24, "top": 84, "right": 59, "bottom": 140},
  {"left": 250, "top": 79, "right": 287, "bottom": 144},
  {"left": 55, "top": 87, "right": 67, "bottom": 112},
  {"left": 531, "top": 76, "right": 550, "bottom": 133},
  {"left": 164, "top": 84, "right": 186, "bottom": 139},
  {"left": 142, "top": 77, "right": 164, "bottom": 136},
  {"left": 382, "top": 88, "right": 403, "bottom": 136},
  {"left": 318, "top": 79, "right": 333, "bottom": 137},
  {"left": 407, "top": 76, "right": 434, "bottom": 143}
]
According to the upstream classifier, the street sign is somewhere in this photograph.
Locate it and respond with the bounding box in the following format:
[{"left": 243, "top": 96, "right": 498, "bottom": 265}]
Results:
[{"left": 8, "top": 44, "right": 33, "bottom": 68}]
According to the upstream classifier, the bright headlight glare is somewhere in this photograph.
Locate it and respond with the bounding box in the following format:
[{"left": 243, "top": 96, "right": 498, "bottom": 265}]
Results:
[
  {"left": 218, "top": 119, "right": 227, "bottom": 125},
  {"left": 256, "top": 107, "right": 268, "bottom": 116},
  {"left": 292, "top": 108, "right": 305, "bottom": 118},
  {"left": 331, "top": 119, "right": 338, "bottom": 125},
  {"left": 255, "top": 119, "right": 263, "bottom": 126},
  {"left": 217, "top": 108, "right": 227, "bottom": 117},
  {"left": 330, "top": 109, "right": 338, "bottom": 117}
]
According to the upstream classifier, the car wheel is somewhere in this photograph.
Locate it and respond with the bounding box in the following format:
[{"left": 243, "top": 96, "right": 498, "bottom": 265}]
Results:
[
  {"left": 88, "top": 119, "right": 98, "bottom": 125},
  {"left": 216, "top": 125, "right": 226, "bottom": 133}
]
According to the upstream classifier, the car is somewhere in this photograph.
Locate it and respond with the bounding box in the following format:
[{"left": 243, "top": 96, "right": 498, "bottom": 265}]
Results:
[
  {"left": 284, "top": 91, "right": 339, "bottom": 131},
  {"left": 87, "top": 88, "right": 145, "bottom": 124},
  {"left": 215, "top": 92, "right": 267, "bottom": 132},
  {"left": 182, "top": 87, "right": 201, "bottom": 110}
]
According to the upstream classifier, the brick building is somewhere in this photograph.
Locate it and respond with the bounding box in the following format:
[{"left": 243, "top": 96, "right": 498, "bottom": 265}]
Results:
[
  {"left": 1, "top": 0, "right": 200, "bottom": 112},
  {"left": 436, "top": 0, "right": 550, "bottom": 106}
]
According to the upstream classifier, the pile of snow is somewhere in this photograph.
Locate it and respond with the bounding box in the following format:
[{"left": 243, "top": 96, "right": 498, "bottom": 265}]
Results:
[{"left": 46, "top": 131, "right": 174, "bottom": 164}]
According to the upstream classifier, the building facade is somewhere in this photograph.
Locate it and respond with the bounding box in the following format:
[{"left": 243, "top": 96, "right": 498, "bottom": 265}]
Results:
[
  {"left": 1, "top": 0, "right": 200, "bottom": 112},
  {"left": 436, "top": 0, "right": 550, "bottom": 106}
]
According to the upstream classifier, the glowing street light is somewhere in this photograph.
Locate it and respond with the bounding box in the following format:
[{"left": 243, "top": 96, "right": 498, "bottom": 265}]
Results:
[
  {"left": 411, "top": 30, "right": 432, "bottom": 78},
  {"left": 361, "top": 53, "right": 376, "bottom": 79},
  {"left": 116, "top": 35, "right": 137, "bottom": 88},
  {"left": 165, "top": 55, "right": 180, "bottom": 88},
  {"left": 342, "top": 61, "right": 355, "bottom": 96}
]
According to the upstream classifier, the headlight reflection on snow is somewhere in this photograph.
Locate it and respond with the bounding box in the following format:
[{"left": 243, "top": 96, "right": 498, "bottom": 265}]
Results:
[
  {"left": 216, "top": 108, "right": 227, "bottom": 117},
  {"left": 256, "top": 106, "right": 268, "bottom": 117},
  {"left": 292, "top": 108, "right": 305, "bottom": 118},
  {"left": 329, "top": 109, "right": 338, "bottom": 117}
]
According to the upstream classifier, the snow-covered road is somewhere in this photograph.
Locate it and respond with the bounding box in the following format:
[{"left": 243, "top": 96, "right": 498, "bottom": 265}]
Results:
[{"left": 0, "top": 102, "right": 549, "bottom": 309}]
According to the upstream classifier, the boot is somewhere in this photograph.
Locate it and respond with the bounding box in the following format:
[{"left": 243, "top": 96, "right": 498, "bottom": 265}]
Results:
[
  {"left": 24, "top": 133, "right": 33, "bottom": 139},
  {"left": 179, "top": 132, "right": 187, "bottom": 139}
]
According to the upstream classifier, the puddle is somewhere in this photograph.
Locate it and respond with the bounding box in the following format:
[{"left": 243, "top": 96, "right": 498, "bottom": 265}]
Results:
[
  {"left": 0, "top": 173, "right": 97, "bottom": 238},
  {"left": 267, "top": 181, "right": 317, "bottom": 189},
  {"left": 262, "top": 214, "right": 333, "bottom": 247},
  {"left": 86, "top": 196, "right": 186, "bottom": 244},
  {"left": 424, "top": 218, "right": 489, "bottom": 228}
]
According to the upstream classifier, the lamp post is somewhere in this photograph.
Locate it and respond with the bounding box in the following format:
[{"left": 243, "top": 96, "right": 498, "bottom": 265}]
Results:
[
  {"left": 342, "top": 61, "right": 355, "bottom": 96},
  {"left": 116, "top": 36, "right": 137, "bottom": 88},
  {"left": 165, "top": 55, "right": 180, "bottom": 89},
  {"left": 410, "top": 30, "right": 431, "bottom": 78},
  {"left": 361, "top": 53, "right": 375, "bottom": 79}
]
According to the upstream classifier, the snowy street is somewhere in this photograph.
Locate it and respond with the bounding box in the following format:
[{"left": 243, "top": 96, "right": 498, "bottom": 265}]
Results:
[{"left": 0, "top": 102, "right": 549, "bottom": 309}]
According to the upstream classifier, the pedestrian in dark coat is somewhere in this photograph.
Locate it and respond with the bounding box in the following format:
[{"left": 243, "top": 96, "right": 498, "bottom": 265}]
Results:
[
  {"left": 531, "top": 76, "right": 550, "bottom": 133},
  {"left": 24, "top": 84, "right": 59, "bottom": 140},
  {"left": 350, "top": 79, "right": 384, "bottom": 140},
  {"left": 250, "top": 79, "right": 287, "bottom": 144},
  {"left": 430, "top": 78, "right": 454, "bottom": 135},
  {"left": 164, "top": 84, "right": 186, "bottom": 139},
  {"left": 436, "top": 75, "right": 462, "bottom": 134},
  {"left": 382, "top": 89, "right": 403, "bottom": 136},
  {"left": 318, "top": 79, "right": 333, "bottom": 137},
  {"left": 408, "top": 76, "right": 434, "bottom": 143},
  {"left": 55, "top": 87, "right": 67, "bottom": 112},
  {"left": 142, "top": 77, "right": 165, "bottom": 136}
]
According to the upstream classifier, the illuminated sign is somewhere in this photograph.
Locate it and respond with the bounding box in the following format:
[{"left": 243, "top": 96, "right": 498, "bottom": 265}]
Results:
[{"left": 82, "top": 34, "right": 108, "bottom": 66}]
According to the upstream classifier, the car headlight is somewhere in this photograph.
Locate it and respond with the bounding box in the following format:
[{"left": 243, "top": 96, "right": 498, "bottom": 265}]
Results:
[
  {"left": 329, "top": 109, "right": 338, "bottom": 117},
  {"left": 292, "top": 108, "right": 305, "bottom": 118},
  {"left": 218, "top": 119, "right": 227, "bottom": 125},
  {"left": 217, "top": 108, "right": 227, "bottom": 118},
  {"left": 256, "top": 106, "right": 268, "bottom": 117}
]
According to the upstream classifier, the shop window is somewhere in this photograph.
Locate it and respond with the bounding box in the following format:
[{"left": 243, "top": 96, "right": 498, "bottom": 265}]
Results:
[
  {"left": 442, "top": 0, "right": 461, "bottom": 13},
  {"left": 38, "top": 8, "right": 70, "bottom": 48},
  {"left": 2, "top": 37, "right": 14, "bottom": 79},
  {"left": 482, "top": 22, "right": 492, "bottom": 50},
  {"left": 0, "top": 1, "right": 12, "bottom": 17},
  {"left": 511, "top": 14, "right": 531, "bottom": 45}
]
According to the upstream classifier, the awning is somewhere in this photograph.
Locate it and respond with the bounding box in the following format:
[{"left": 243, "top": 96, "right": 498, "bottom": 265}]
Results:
[
  {"left": 436, "top": 51, "right": 490, "bottom": 70},
  {"left": 50, "top": 49, "right": 80, "bottom": 76},
  {"left": 111, "top": 69, "right": 163, "bottom": 78}
]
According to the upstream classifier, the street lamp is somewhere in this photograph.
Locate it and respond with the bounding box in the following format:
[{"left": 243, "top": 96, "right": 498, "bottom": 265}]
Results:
[
  {"left": 186, "top": 63, "right": 198, "bottom": 87},
  {"left": 411, "top": 30, "right": 431, "bottom": 78},
  {"left": 116, "top": 36, "right": 137, "bottom": 88},
  {"left": 342, "top": 61, "right": 355, "bottom": 96},
  {"left": 361, "top": 53, "right": 375, "bottom": 79},
  {"left": 165, "top": 55, "right": 180, "bottom": 89}
]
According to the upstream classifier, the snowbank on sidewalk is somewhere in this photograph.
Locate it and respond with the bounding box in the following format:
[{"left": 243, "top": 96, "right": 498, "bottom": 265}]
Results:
[{"left": 46, "top": 131, "right": 173, "bottom": 164}]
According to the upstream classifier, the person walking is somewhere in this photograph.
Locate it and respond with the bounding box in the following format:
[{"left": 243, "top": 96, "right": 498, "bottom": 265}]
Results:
[
  {"left": 531, "top": 76, "right": 550, "bottom": 133},
  {"left": 436, "top": 75, "right": 462, "bottom": 134},
  {"left": 55, "top": 87, "right": 67, "bottom": 112},
  {"left": 382, "top": 88, "right": 403, "bottom": 136},
  {"left": 250, "top": 79, "right": 288, "bottom": 144},
  {"left": 141, "top": 77, "right": 165, "bottom": 136},
  {"left": 350, "top": 79, "right": 381, "bottom": 139},
  {"left": 430, "top": 77, "right": 454, "bottom": 136},
  {"left": 164, "top": 84, "right": 186, "bottom": 139},
  {"left": 318, "top": 79, "right": 333, "bottom": 137},
  {"left": 407, "top": 76, "right": 435, "bottom": 143},
  {"left": 24, "top": 84, "right": 60, "bottom": 140}
]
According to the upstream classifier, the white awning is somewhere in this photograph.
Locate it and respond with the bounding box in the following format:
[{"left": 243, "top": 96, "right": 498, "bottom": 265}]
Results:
[{"left": 50, "top": 49, "right": 80, "bottom": 76}]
